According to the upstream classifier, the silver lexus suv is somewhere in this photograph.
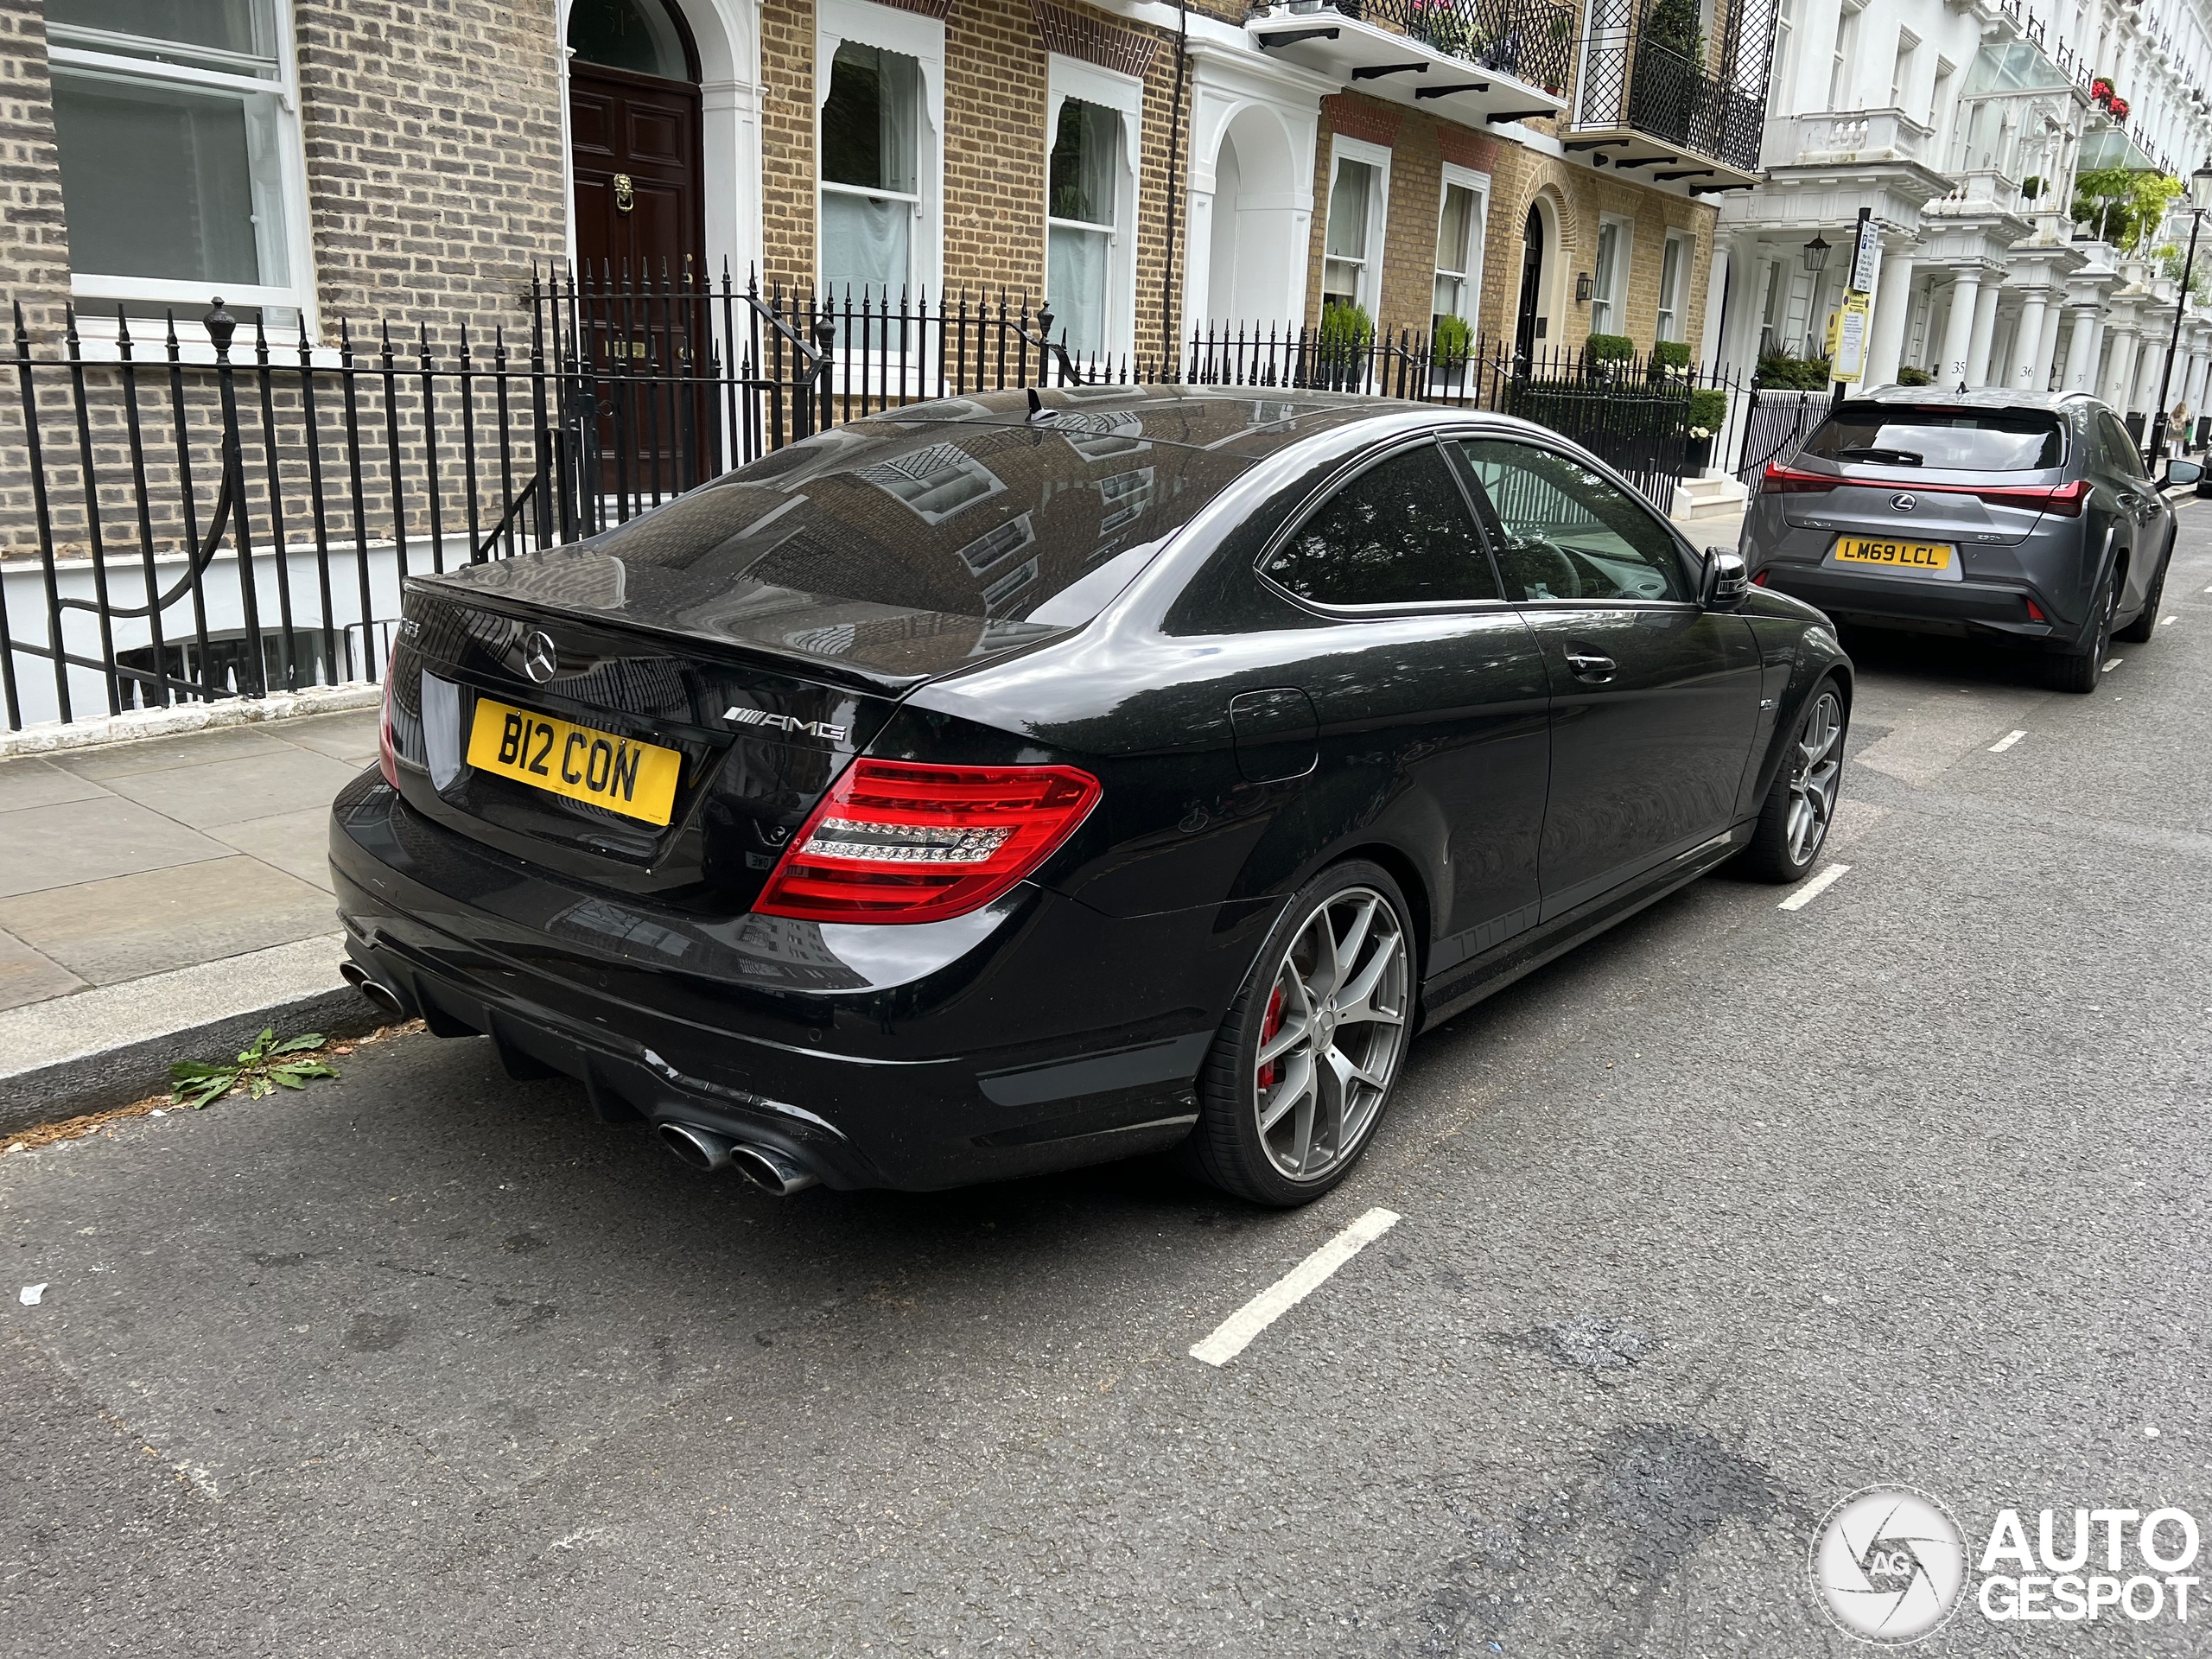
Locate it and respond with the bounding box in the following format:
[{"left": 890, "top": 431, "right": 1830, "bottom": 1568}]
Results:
[{"left": 1741, "top": 388, "right": 2190, "bottom": 691}]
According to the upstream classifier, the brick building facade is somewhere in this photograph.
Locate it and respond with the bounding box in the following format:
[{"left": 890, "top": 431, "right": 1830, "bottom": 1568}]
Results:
[{"left": 0, "top": 0, "right": 1741, "bottom": 366}]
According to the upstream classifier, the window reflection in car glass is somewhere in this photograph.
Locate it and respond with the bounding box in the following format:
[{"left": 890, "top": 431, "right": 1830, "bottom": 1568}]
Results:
[
  {"left": 1456, "top": 440, "right": 1685, "bottom": 603},
  {"left": 1261, "top": 443, "right": 1497, "bottom": 607}
]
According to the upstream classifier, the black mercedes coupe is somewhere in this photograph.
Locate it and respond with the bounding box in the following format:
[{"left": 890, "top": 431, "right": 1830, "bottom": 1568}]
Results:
[{"left": 332, "top": 387, "right": 1849, "bottom": 1206}]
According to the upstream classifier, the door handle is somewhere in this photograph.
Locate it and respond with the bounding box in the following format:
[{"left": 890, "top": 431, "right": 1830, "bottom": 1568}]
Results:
[
  {"left": 1565, "top": 647, "right": 1617, "bottom": 681},
  {"left": 2116, "top": 491, "right": 2145, "bottom": 509}
]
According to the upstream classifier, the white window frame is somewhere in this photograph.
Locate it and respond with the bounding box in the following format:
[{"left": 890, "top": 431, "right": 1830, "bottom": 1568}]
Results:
[
  {"left": 817, "top": 0, "right": 945, "bottom": 305},
  {"left": 1830, "top": 0, "right": 1865, "bottom": 112},
  {"left": 1590, "top": 212, "right": 1633, "bottom": 339},
  {"left": 1768, "top": 0, "right": 1798, "bottom": 104},
  {"left": 1656, "top": 228, "right": 1692, "bottom": 343},
  {"left": 1890, "top": 28, "right": 1919, "bottom": 110},
  {"left": 1432, "top": 162, "right": 1490, "bottom": 334},
  {"left": 1320, "top": 134, "right": 1392, "bottom": 321},
  {"left": 48, "top": 0, "right": 318, "bottom": 341},
  {"left": 1045, "top": 54, "right": 1142, "bottom": 361}
]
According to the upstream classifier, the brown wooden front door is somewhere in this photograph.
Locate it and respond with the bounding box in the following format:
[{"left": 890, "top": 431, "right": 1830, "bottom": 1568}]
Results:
[{"left": 568, "top": 62, "right": 709, "bottom": 494}]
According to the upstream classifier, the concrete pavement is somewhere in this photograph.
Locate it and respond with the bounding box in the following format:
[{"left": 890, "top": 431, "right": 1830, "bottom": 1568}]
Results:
[{"left": 2, "top": 512, "right": 2206, "bottom": 1653}]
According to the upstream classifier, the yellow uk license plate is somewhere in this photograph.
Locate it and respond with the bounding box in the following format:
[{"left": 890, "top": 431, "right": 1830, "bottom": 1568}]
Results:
[
  {"left": 465, "top": 696, "right": 683, "bottom": 825},
  {"left": 1834, "top": 536, "right": 1954, "bottom": 571}
]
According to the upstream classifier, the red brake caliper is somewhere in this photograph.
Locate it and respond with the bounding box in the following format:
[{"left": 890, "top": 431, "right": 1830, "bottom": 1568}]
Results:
[{"left": 1256, "top": 984, "right": 1285, "bottom": 1090}]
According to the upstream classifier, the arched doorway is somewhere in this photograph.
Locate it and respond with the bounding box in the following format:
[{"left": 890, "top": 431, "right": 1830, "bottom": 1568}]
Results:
[
  {"left": 1201, "top": 104, "right": 1304, "bottom": 330},
  {"left": 1514, "top": 204, "right": 1546, "bottom": 365},
  {"left": 567, "top": 0, "right": 706, "bottom": 283}
]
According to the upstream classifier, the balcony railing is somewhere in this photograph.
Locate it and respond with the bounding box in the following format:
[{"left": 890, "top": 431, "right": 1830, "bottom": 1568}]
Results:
[
  {"left": 1769, "top": 108, "right": 1934, "bottom": 167},
  {"left": 1248, "top": 0, "right": 1578, "bottom": 99},
  {"left": 1571, "top": 0, "right": 1767, "bottom": 178}
]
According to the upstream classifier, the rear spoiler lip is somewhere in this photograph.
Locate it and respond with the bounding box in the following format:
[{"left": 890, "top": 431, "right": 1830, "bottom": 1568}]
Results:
[{"left": 404, "top": 572, "right": 1070, "bottom": 698}]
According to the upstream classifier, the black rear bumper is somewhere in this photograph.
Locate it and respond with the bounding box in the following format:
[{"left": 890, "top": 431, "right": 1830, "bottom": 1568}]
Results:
[
  {"left": 329, "top": 771, "right": 1274, "bottom": 1191},
  {"left": 1757, "top": 565, "right": 2080, "bottom": 652}
]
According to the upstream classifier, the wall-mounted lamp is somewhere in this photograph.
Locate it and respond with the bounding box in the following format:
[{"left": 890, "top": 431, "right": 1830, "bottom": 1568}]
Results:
[
  {"left": 1575, "top": 271, "right": 1593, "bottom": 302},
  {"left": 1802, "top": 233, "right": 1832, "bottom": 273}
]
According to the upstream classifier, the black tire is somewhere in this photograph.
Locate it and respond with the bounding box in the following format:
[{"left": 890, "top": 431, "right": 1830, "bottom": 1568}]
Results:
[
  {"left": 2113, "top": 544, "right": 2171, "bottom": 644},
  {"left": 1740, "top": 680, "right": 1847, "bottom": 883},
  {"left": 2044, "top": 570, "right": 2115, "bottom": 693},
  {"left": 1185, "top": 860, "right": 1416, "bottom": 1206}
]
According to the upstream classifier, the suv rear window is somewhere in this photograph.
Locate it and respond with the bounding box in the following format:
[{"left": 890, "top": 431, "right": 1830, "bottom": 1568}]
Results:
[{"left": 1799, "top": 404, "right": 2065, "bottom": 472}]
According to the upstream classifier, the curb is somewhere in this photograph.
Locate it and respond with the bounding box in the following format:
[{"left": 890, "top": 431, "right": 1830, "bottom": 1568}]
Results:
[
  {"left": 0, "top": 683, "right": 381, "bottom": 763},
  {"left": 0, "top": 935, "right": 385, "bottom": 1138}
]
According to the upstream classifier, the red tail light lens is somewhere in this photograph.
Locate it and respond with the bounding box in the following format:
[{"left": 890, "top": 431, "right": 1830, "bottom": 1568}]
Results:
[
  {"left": 1972, "top": 479, "right": 2089, "bottom": 517},
  {"left": 754, "top": 759, "right": 1103, "bottom": 924},
  {"left": 2025, "top": 597, "right": 2047, "bottom": 621},
  {"left": 1751, "top": 569, "right": 1771, "bottom": 586},
  {"left": 378, "top": 653, "right": 400, "bottom": 789},
  {"left": 1760, "top": 463, "right": 1837, "bottom": 495}
]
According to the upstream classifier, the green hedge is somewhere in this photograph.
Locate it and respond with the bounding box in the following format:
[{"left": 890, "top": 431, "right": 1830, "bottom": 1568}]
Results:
[
  {"left": 1585, "top": 332, "right": 1637, "bottom": 363},
  {"left": 1507, "top": 378, "right": 1693, "bottom": 440},
  {"left": 1756, "top": 351, "right": 1833, "bottom": 390}
]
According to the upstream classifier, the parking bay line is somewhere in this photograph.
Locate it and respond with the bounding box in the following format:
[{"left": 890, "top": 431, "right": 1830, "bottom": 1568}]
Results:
[
  {"left": 1778, "top": 863, "right": 1852, "bottom": 912},
  {"left": 2103, "top": 657, "right": 2125, "bottom": 671},
  {"left": 1990, "top": 729, "right": 2027, "bottom": 753},
  {"left": 2162, "top": 614, "right": 2180, "bottom": 626},
  {"left": 1189, "top": 1207, "right": 1401, "bottom": 1367}
]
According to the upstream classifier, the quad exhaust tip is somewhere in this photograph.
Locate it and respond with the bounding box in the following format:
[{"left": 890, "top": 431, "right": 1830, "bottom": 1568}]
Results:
[
  {"left": 340, "top": 960, "right": 409, "bottom": 1020},
  {"left": 655, "top": 1122, "right": 819, "bottom": 1195}
]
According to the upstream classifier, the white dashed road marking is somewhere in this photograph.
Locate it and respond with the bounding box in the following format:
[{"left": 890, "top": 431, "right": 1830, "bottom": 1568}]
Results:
[
  {"left": 1190, "top": 1207, "right": 1401, "bottom": 1367},
  {"left": 2103, "top": 657, "right": 2125, "bottom": 671},
  {"left": 1778, "top": 863, "right": 1852, "bottom": 912},
  {"left": 1990, "top": 730, "right": 2027, "bottom": 753},
  {"left": 2162, "top": 614, "right": 2179, "bottom": 626}
]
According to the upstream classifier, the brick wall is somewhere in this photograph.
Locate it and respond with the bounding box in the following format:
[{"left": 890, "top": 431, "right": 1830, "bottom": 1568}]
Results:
[
  {"left": 1300, "top": 92, "right": 1715, "bottom": 355},
  {"left": 293, "top": 0, "right": 568, "bottom": 343},
  {"left": 943, "top": 0, "right": 1050, "bottom": 296},
  {"left": 0, "top": 4, "right": 66, "bottom": 337},
  {"left": 760, "top": 0, "right": 817, "bottom": 292}
]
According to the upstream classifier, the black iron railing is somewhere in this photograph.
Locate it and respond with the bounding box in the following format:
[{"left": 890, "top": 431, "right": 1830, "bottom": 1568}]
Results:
[
  {"left": 0, "top": 270, "right": 1751, "bottom": 732},
  {"left": 1573, "top": 0, "right": 1770, "bottom": 175}
]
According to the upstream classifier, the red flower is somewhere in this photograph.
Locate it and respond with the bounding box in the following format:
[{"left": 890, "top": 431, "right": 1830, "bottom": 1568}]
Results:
[
  {"left": 2110, "top": 97, "right": 2130, "bottom": 121},
  {"left": 2093, "top": 76, "right": 2114, "bottom": 103}
]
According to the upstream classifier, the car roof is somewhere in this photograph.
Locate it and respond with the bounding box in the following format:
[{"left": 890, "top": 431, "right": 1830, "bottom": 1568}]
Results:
[{"left": 1850, "top": 385, "right": 2097, "bottom": 414}]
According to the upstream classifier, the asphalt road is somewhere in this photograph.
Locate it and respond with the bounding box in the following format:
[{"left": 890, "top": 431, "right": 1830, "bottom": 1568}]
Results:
[{"left": 6, "top": 509, "right": 2212, "bottom": 1657}]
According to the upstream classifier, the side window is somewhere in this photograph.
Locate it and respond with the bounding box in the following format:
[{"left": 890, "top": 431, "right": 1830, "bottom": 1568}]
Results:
[
  {"left": 1456, "top": 439, "right": 1688, "bottom": 602},
  {"left": 1259, "top": 443, "right": 1498, "bottom": 607},
  {"left": 2098, "top": 411, "right": 2145, "bottom": 478}
]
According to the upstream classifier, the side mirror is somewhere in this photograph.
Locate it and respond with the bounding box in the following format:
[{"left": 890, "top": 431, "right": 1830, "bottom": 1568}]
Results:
[
  {"left": 2162, "top": 458, "right": 2202, "bottom": 489},
  {"left": 1701, "top": 547, "right": 1749, "bottom": 611}
]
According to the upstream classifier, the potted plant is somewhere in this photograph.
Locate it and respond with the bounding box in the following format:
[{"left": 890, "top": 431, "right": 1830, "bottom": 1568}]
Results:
[
  {"left": 1313, "top": 299, "right": 1374, "bottom": 390},
  {"left": 2110, "top": 96, "right": 2130, "bottom": 123},
  {"left": 1432, "top": 312, "right": 1474, "bottom": 373},
  {"left": 2092, "top": 75, "right": 2114, "bottom": 106},
  {"left": 1897, "top": 364, "right": 1935, "bottom": 386},
  {"left": 1685, "top": 386, "right": 1727, "bottom": 472},
  {"left": 1584, "top": 331, "right": 1636, "bottom": 380}
]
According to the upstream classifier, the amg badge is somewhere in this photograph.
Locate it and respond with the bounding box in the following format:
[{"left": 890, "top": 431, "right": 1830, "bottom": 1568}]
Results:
[{"left": 724, "top": 706, "right": 849, "bottom": 743}]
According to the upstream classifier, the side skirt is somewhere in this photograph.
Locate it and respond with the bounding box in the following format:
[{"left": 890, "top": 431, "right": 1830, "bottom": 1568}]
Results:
[{"left": 1414, "top": 823, "right": 1753, "bottom": 1033}]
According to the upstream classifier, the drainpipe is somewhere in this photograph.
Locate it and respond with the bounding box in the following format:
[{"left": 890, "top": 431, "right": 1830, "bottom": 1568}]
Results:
[{"left": 1161, "top": 0, "right": 1189, "bottom": 376}]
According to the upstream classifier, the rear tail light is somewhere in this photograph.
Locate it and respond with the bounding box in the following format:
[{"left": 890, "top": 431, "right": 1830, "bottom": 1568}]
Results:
[
  {"left": 378, "top": 652, "right": 400, "bottom": 789},
  {"left": 1760, "top": 463, "right": 1837, "bottom": 495},
  {"left": 1971, "top": 479, "right": 2089, "bottom": 517},
  {"left": 2025, "top": 597, "right": 2047, "bottom": 622},
  {"left": 753, "top": 759, "right": 1103, "bottom": 924}
]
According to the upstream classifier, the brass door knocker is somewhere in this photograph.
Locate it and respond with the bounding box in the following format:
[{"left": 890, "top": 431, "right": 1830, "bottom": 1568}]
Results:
[{"left": 613, "top": 173, "right": 634, "bottom": 213}]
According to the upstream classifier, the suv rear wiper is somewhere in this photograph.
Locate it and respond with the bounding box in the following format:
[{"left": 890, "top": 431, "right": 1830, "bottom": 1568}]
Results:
[{"left": 1837, "top": 446, "right": 1924, "bottom": 466}]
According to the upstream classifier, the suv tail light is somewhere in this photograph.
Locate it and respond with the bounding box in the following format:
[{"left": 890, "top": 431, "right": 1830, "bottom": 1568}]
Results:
[
  {"left": 753, "top": 759, "right": 1103, "bottom": 924},
  {"left": 1970, "top": 479, "right": 2089, "bottom": 517},
  {"left": 1760, "top": 463, "right": 1838, "bottom": 495},
  {"left": 378, "top": 654, "right": 400, "bottom": 789}
]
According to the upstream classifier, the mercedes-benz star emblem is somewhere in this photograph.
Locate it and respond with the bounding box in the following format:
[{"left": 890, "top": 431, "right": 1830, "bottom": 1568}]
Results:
[
  {"left": 521, "top": 630, "right": 559, "bottom": 684},
  {"left": 1890, "top": 493, "right": 1917, "bottom": 512}
]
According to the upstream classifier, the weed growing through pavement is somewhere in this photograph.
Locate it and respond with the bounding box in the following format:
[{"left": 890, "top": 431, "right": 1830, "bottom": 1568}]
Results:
[{"left": 169, "top": 1028, "right": 340, "bottom": 1109}]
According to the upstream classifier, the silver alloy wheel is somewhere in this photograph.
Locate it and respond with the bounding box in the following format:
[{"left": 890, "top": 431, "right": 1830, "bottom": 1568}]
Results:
[
  {"left": 1787, "top": 690, "right": 1844, "bottom": 867},
  {"left": 1250, "top": 886, "right": 1410, "bottom": 1182}
]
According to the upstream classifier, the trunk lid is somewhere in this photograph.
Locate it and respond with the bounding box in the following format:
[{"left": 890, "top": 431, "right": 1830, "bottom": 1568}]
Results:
[{"left": 385, "top": 552, "right": 1050, "bottom": 908}]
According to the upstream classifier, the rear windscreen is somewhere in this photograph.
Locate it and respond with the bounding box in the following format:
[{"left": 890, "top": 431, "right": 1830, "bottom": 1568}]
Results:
[
  {"left": 576, "top": 395, "right": 1358, "bottom": 625},
  {"left": 1799, "top": 405, "right": 2065, "bottom": 472}
]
